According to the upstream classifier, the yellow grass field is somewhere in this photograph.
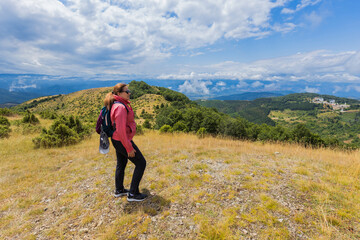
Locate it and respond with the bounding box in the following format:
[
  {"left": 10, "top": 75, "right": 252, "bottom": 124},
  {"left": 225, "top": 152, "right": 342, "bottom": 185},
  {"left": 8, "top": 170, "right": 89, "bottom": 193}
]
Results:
[{"left": 1, "top": 121, "right": 359, "bottom": 239}]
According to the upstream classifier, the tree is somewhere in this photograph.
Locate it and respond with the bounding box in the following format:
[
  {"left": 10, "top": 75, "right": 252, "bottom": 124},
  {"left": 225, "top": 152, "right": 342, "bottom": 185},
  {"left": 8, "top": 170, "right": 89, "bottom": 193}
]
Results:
[
  {"left": 0, "top": 116, "right": 11, "bottom": 138},
  {"left": 22, "top": 111, "right": 39, "bottom": 124},
  {"left": 159, "top": 124, "right": 173, "bottom": 133},
  {"left": 143, "top": 119, "right": 152, "bottom": 129},
  {"left": 173, "top": 121, "right": 187, "bottom": 132}
]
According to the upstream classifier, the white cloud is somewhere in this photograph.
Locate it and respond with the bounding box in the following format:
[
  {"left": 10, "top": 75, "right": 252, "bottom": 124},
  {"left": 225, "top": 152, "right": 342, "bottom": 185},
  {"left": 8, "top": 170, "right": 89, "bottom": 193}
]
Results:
[
  {"left": 251, "top": 81, "right": 264, "bottom": 88},
  {"left": 9, "top": 76, "right": 37, "bottom": 91},
  {"left": 0, "top": 0, "right": 358, "bottom": 85},
  {"left": 216, "top": 81, "right": 226, "bottom": 87},
  {"left": 159, "top": 50, "right": 360, "bottom": 83},
  {"left": 0, "top": 0, "right": 305, "bottom": 75},
  {"left": 304, "top": 11, "right": 323, "bottom": 28},
  {"left": 332, "top": 86, "right": 342, "bottom": 94},
  {"left": 304, "top": 86, "right": 320, "bottom": 93},
  {"left": 282, "top": 0, "right": 322, "bottom": 14},
  {"left": 236, "top": 80, "right": 249, "bottom": 88},
  {"left": 264, "top": 83, "right": 278, "bottom": 90},
  {"left": 178, "top": 79, "right": 212, "bottom": 95},
  {"left": 346, "top": 85, "right": 360, "bottom": 93}
]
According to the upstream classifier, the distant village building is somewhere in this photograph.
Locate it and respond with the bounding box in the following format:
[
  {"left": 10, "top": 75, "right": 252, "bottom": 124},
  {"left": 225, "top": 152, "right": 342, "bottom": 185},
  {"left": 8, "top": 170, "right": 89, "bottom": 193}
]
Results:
[
  {"left": 313, "top": 97, "right": 324, "bottom": 103},
  {"left": 312, "top": 98, "right": 350, "bottom": 111}
]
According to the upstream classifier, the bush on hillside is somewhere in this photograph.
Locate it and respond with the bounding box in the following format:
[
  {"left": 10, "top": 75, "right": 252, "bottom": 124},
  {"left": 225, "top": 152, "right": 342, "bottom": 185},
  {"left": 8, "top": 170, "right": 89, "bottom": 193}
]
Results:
[
  {"left": 159, "top": 124, "right": 173, "bottom": 133},
  {"left": 196, "top": 127, "right": 206, "bottom": 138},
  {"left": 22, "top": 111, "right": 39, "bottom": 124},
  {"left": 173, "top": 121, "right": 187, "bottom": 132},
  {"left": 39, "top": 110, "right": 58, "bottom": 119},
  {"left": 33, "top": 115, "right": 90, "bottom": 148},
  {"left": 291, "top": 124, "right": 325, "bottom": 147},
  {"left": 0, "top": 108, "right": 14, "bottom": 116},
  {"left": 0, "top": 116, "right": 11, "bottom": 138},
  {"left": 0, "top": 125, "right": 11, "bottom": 138},
  {"left": 143, "top": 119, "right": 152, "bottom": 129},
  {"left": 136, "top": 125, "right": 144, "bottom": 135},
  {"left": 0, "top": 115, "right": 10, "bottom": 126}
]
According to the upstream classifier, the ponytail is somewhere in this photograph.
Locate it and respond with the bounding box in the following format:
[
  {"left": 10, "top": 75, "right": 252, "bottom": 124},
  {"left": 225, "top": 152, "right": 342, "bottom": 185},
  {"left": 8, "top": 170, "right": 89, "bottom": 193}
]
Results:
[{"left": 104, "top": 92, "right": 114, "bottom": 110}]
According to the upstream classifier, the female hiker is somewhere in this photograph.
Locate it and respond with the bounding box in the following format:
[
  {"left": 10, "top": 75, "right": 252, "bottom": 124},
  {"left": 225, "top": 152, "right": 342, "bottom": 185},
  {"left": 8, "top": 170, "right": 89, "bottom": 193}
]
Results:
[{"left": 104, "top": 83, "right": 147, "bottom": 202}]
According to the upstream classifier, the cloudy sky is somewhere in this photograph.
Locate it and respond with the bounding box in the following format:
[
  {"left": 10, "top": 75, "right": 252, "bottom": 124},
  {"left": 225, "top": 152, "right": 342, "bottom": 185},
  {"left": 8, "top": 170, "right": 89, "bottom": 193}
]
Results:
[{"left": 0, "top": 0, "right": 359, "bottom": 86}]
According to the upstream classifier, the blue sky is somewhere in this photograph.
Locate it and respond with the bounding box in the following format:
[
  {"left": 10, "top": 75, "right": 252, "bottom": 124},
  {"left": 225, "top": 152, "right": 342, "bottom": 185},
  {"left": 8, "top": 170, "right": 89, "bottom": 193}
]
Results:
[{"left": 0, "top": 0, "right": 359, "bottom": 96}]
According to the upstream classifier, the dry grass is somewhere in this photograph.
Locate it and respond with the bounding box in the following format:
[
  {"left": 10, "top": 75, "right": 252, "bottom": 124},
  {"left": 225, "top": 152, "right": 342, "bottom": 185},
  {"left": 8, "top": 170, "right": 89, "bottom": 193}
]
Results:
[{"left": 0, "top": 127, "right": 359, "bottom": 239}]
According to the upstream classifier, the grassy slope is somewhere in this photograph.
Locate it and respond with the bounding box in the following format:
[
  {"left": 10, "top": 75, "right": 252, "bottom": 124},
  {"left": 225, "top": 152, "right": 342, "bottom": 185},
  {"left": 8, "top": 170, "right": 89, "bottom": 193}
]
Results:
[
  {"left": 16, "top": 88, "right": 168, "bottom": 126},
  {"left": 1, "top": 118, "right": 359, "bottom": 239}
]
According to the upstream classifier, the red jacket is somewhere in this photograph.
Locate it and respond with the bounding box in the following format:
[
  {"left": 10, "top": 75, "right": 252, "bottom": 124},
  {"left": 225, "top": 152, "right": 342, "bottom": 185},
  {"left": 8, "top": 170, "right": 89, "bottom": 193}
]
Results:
[{"left": 111, "top": 95, "right": 136, "bottom": 153}]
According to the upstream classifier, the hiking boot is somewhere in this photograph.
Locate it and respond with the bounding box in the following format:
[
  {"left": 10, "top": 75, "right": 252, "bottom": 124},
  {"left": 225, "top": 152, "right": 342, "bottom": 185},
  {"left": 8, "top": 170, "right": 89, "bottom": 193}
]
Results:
[
  {"left": 127, "top": 193, "right": 148, "bottom": 202},
  {"left": 114, "top": 188, "right": 129, "bottom": 197}
]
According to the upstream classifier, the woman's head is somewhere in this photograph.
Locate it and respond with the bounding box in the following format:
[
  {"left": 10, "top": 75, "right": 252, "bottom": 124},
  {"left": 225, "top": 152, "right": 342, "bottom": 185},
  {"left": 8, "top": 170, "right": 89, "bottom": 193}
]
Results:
[
  {"left": 112, "top": 83, "right": 127, "bottom": 95},
  {"left": 104, "top": 83, "right": 131, "bottom": 109},
  {"left": 113, "top": 83, "right": 131, "bottom": 101}
]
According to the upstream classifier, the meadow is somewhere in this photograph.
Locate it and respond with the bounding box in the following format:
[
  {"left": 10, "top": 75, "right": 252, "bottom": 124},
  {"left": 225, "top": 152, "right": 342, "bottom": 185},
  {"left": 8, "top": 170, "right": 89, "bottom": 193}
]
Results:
[{"left": 0, "top": 116, "right": 359, "bottom": 239}]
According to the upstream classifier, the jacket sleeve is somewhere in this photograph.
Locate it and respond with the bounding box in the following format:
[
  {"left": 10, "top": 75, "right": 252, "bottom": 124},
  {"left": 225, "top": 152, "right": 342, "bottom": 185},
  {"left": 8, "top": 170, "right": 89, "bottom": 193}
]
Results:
[{"left": 114, "top": 105, "right": 134, "bottom": 153}]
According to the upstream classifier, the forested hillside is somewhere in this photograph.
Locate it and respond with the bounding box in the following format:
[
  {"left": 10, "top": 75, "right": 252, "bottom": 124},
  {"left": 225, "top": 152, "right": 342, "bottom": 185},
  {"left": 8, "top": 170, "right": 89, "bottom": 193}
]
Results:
[
  {"left": 1, "top": 82, "right": 357, "bottom": 149},
  {"left": 197, "top": 93, "right": 360, "bottom": 148}
]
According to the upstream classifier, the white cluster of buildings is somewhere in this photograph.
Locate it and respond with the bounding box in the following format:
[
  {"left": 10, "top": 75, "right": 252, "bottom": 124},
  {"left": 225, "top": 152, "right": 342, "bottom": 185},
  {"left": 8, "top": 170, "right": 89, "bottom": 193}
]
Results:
[{"left": 312, "top": 97, "right": 350, "bottom": 112}]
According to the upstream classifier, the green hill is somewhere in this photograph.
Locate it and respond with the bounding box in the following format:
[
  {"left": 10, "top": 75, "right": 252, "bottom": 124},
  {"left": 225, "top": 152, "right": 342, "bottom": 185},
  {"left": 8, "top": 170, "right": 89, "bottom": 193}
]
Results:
[
  {"left": 196, "top": 93, "right": 360, "bottom": 146},
  {"left": 4, "top": 82, "right": 357, "bottom": 149},
  {"left": 13, "top": 81, "right": 190, "bottom": 126}
]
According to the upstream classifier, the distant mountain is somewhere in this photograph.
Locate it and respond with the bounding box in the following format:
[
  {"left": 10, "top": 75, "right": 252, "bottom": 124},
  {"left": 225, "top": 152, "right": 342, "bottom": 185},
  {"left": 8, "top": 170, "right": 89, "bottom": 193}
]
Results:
[
  {"left": 0, "top": 88, "right": 41, "bottom": 105},
  {"left": 210, "top": 92, "right": 287, "bottom": 100}
]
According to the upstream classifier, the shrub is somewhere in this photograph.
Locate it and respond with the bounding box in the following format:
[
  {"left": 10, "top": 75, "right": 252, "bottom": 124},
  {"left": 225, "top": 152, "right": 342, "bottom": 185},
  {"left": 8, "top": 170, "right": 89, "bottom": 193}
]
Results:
[
  {"left": 39, "top": 110, "right": 58, "bottom": 119},
  {"left": 0, "top": 108, "right": 14, "bottom": 116},
  {"left": 173, "top": 121, "right": 187, "bottom": 132},
  {"left": 196, "top": 127, "right": 206, "bottom": 138},
  {"left": 143, "top": 119, "right": 152, "bottom": 129},
  {"left": 0, "top": 116, "right": 10, "bottom": 126},
  {"left": 159, "top": 124, "right": 173, "bottom": 133},
  {"left": 0, "top": 116, "right": 11, "bottom": 138},
  {"left": 136, "top": 125, "right": 144, "bottom": 135},
  {"left": 33, "top": 115, "right": 90, "bottom": 148},
  {"left": 22, "top": 111, "right": 39, "bottom": 124},
  {"left": 0, "top": 125, "right": 11, "bottom": 138}
]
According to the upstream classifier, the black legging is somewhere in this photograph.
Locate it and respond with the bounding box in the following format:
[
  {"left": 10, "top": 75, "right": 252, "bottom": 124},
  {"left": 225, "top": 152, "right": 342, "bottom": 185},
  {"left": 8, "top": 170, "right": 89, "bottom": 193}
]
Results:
[{"left": 111, "top": 139, "right": 146, "bottom": 194}]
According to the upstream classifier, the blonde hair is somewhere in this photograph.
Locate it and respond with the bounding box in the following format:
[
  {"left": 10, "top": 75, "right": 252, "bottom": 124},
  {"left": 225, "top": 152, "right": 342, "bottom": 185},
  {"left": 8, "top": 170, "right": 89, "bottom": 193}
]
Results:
[{"left": 104, "top": 83, "right": 127, "bottom": 110}]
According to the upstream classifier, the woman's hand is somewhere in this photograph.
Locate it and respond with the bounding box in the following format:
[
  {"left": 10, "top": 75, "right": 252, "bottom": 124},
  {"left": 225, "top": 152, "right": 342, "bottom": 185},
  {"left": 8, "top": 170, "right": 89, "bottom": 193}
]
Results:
[{"left": 128, "top": 149, "right": 136, "bottom": 158}]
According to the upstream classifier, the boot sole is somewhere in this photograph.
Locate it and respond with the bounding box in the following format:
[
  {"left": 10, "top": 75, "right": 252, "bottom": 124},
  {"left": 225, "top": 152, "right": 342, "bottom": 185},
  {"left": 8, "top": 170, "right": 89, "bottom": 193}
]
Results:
[
  {"left": 114, "top": 193, "right": 128, "bottom": 197},
  {"left": 127, "top": 197, "right": 147, "bottom": 202}
]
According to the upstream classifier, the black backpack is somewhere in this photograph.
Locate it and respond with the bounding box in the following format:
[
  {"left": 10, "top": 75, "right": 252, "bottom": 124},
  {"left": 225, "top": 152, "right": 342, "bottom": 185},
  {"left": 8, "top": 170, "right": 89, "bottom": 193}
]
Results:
[{"left": 96, "top": 101, "right": 128, "bottom": 137}]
